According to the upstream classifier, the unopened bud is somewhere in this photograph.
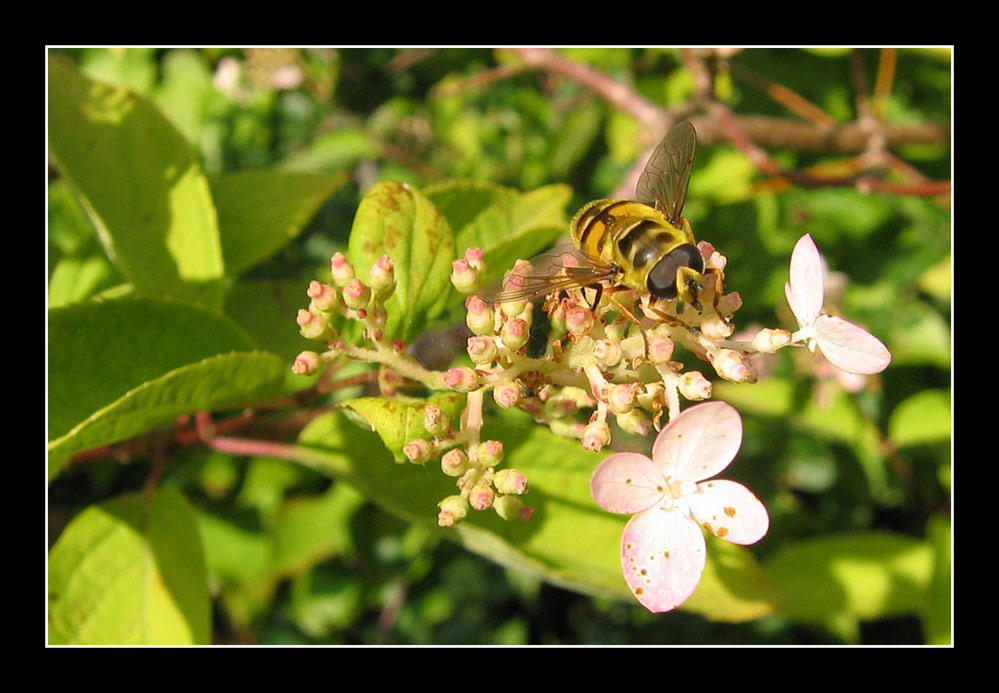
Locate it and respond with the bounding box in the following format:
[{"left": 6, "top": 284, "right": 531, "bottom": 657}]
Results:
[
  {"left": 330, "top": 252, "right": 355, "bottom": 287},
  {"left": 469, "top": 480, "right": 495, "bottom": 511},
  {"left": 307, "top": 280, "right": 339, "bottom": 314},
  {"left": 607, "top": 383, "right": 637, "bottom": 415},
  {"left": 437, "top": 495, "right": 469, "bottom": 527},
  {"left": 752, "top": 327, "right": 793, "bottom": 354},
  {"left": 616, "top": 409, "right": 653, "bottom": 436},
  {"left": 423, "top": 405, "right": 449, "bottom": 437},
  {"left": 466, "top": 335, "right": 499, "bottom": 365},
  {"left": 712, "top": 349, "right": 757, "bottom": 383},
  {"left": 701, "top": 313, "right": 734, "bottom": 340},
  {"left": 494, "top": 468, "right": 528, "bottom": 495},
  {"left": 465, "top": 295, "right": 495, "bottom": 335},
  {"left": 402, "top": 438, "right": 433, "bottom": 464},
  {"left": 493, "top": 380, "right": 521, "bottom": 409},
  {"left": 646, "top": 330, "right": 675, "bottom": 364},
  {"left": 291, "top": 350, "right": 321, "bottom": 375},
  {"left": 581, "top": 420, "right": 612, "bottom": 452},
  {"left": 493, "top": 494, "right": 533, "bottom": 521},
  {"left": 370, "top": 254, "right": 396, "bottom": 295},
  {"left": 441, "top": 448, "right": 469, "bottom": 477},
  {"left": 678, "top": 371, "right": 713, "bottom": 400},
  {"left": 450, "top": 257, "right": 480, "bottom": 294},
  {"left": 444, "top": 366, "right": 479, "bottom": 393},
  {"left": 716, "top": 291, "right": 742, "bottom": 318},
  {"left": 297, "top": 309, "right": 330, "bottom": 340},
  {"left": 341, "top": 278, "right": 371, "bottom": 310},
  {"left": 593, "top": 339, "right": 623, "bottom": 368},
  {"left": 501, "top": 318, "right": 530, "bottom": 350},
  {"left": 477, "top": 440, "right": 504, "bottom": 468},
  {"left": 565, "top": 304, "right": 595, "bottom": 336},
  {"left": 464, "top": 247, "right": 485, "bottom": 272},
  {"left": 457, "top": 468, "right": 481, "bottom": 493}
]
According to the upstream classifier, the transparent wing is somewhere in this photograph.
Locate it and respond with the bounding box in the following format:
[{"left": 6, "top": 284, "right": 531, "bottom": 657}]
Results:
[
  {"left": 481, "top": 246, "right": 620, "bottom": 304},
  {"left": 636, "top": 121, "right": 697, "bottom": 225}
]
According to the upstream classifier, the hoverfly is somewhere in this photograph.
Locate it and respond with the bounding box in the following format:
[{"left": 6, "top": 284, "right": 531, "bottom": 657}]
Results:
[{"left": 484, "top": 121, "right": 709, "bottom": 313}]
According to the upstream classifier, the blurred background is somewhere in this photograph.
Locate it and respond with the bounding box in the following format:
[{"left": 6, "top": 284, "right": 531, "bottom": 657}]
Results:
[{"left": 48, "top": 47, "right": 951, "bottom": 645}]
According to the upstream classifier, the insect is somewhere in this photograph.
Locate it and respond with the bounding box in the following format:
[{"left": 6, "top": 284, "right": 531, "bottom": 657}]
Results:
[{"left": 484, "top": 121, "right": 709, "bottom": 313}]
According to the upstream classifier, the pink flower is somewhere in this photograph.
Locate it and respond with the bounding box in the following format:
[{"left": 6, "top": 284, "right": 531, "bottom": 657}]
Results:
[
  {"left": 589, "top": 401, "right": 769, "bottom": 613},
  {"left": 785, "top": 235, "right": 891, "bottom": 376}
]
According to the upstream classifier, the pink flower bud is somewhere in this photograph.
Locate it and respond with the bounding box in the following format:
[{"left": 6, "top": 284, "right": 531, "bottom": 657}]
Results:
[
  {"left": 423, "top": 405, "right": 449, "bottom": 437},
  {"left": 330, "top": 251, "right": 355, "bottom": 287},
  {"left": 441, "top": 448, "right": 469, "bottom": 477},
  {"left": 752, "top": 327, "right": 793, "bottom": 354},
  {"left": 615, "top": 409, "right": 653, "bottom": 436},
  {"left": 678, "top": 371, "right": 713, "bottom": 400},
  {"left": 370, "top": 254, "right": 396, "bottom": 293},
  {"left": 296, "top": 309, "right": 329, "bottom": 340},
  {"left": 402, "top": 438, "right": 433, "bottom": 464},
  {"left": 291, "top": 350, "right": 321, "bottom": 375},
  {"left": 341, "top": 278, "right": 371, "bottom": 310},
  {"left": 477, "top": 440, "right": 504, "bottom": 468},
  {"left": 466, "top": 335, "right": 499, "bottom": 365},
  {"left": 607, "top": 383, "right": 637, "bottom": 415},
  {"left": 593, "top": 339, "right": 623, "bottom": 368},
  {"left": 716, "top": 291, "right": 742, "bottom": 317},
  {"left": 437, "top": 495, "right": 469, "bottom": 527},
  {"left": 469, "top": 481, "right": 495, "bottom": 511},
  {"left": 494, "top": 468, "right": 528, "bottom": 495},
  {"left": 464, "top": 247, "right": 485, "bottom": 271},
  {"left": 711, "top": 349, "right": 757, "bottom": 383},
  {"left": 701, "top": 313, "right": 734, "bottom": 340},
  {"left": 444, "top": 366, "right": 479, "bottom": 393},
  {"left": 501, "top": 317, "right": 530, "bottom": 350},
  {"left": 307, "top": 280, "right": 338, "bottom": 313},
  {"left": 465, "top": 295, "right": 495, "bottom": 335},
  {"left": 582, "top": 420, "right": 612, "bottom": 452},
  {"left": 450, "top": 257, "right": 480, "bottom": 294},
  {"left": 646, "top": 332, "right": 675, "bottom": 364},
  {"left": 493, "top": 494, "right": 532, "bottom": 521},
  {"left": 457, "top": 468, "right": 481, "bottom": 493},
  {"left": 493, "top": 380, "right": 521, "bottom": 409},
  {"left": 565, "top": 304, "right": 595, "bottom": 336}
]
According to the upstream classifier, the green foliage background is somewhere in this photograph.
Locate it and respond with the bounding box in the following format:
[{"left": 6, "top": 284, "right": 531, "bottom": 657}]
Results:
[{"left": 47, "top": 47, "right": 951, "bottom": 645}]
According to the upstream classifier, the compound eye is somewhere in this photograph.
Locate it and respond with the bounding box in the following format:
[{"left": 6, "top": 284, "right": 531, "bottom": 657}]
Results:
[{"left": 646, "top": 244, "right": 703, "bottom": 300}]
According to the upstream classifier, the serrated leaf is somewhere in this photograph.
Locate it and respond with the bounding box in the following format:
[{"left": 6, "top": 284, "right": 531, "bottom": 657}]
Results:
[
  {"left": 48, "top": 56, "right": 224, "bottom": 306},
  {"left": 48, "top": 487, "right": 210, "bottom": 645},
  {"left": 341, "top": 392, "right": 465, "bottom": 462},
  {"left": 296, "top": 410, "right": 777, "bottom": 622},
  {"left": 347, "top": 181, "right": 456, "bottom": 342},
  {"left": 889, "top": 390, "right": 951, "bottom": 447},
  {"left": 211, "top": 170, "right": 346, "bottom": 275},
  {"left": 763, "top": 532, "right": 934, "bottom": 623}
]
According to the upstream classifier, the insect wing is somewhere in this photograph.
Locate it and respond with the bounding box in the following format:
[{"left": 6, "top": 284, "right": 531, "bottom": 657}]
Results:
[
  {"left": 482, "top": 247, "right": 619, "bottom": 304},
  {"left": 636, "top": 121, "right": 697, "bottom": 226}
]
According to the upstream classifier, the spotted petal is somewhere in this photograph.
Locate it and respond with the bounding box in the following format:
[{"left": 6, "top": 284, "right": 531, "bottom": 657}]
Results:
[
  {"left": 813, "top": 315, "right": 892, "bottom": 375},
  {"left": 787, "top": 234, "right": 824, "bottom": 329},
  {"left": 590, "top": 452, "right": 665, "bottom": 515},
  {"left": 621, "top": 505, "right": 706, "bottom": 613},
  {"left": 686, "top": 479, "right": 770, "bottom": 545},
  {"left": 651, "top": 401, "right": 743, "bottom": 483}
]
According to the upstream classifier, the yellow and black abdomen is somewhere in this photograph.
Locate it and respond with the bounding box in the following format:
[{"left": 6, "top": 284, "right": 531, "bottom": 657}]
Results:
[{"left": 569, "top": 199, "right": 703, "bottom": 301}]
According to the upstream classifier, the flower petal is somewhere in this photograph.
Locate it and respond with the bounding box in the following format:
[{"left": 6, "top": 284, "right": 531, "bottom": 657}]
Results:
[
  {"left": 590, "top": 452, "right": 665, "bottom": 514},
  {"left": 652, "top": 401, "right": 743, "bottom": 483},
  {"left": 687, "top": 479, "right": 770, "bottom": 545},
  {"left": 621, "top": 505, "right": 706, "bottom": 613},
  {"left": 813, "top": 314, "right": 891, "bottom": 375},
  {"left": 787, "top": 234, "right": 824, "bottom": 328}
]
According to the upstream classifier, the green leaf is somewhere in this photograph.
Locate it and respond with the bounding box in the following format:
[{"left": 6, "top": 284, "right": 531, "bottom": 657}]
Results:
[
  {"left": 341, "top": 392, "right": 466, "bottom": 463},
  {"left": 924, "top": 516, "right": 951, "bottom": 644},
  {"left": 763, "top": 532, "right": 934, "bottom": 623},
  {"left": 48, "top": 487, "right": 210, "bottom": 645},
  {"left": 48, "top": 56, "right": 224, "bottom": 306},
  {"left": 270, "top": 483, "right": 367, "bottom": 576},
  {"left": 424, "top": 180, "right": 571, "bottom": 287},
  {"left": 48, "top": 296, "right": 286, "bottom": 477},
  {"left": 211, "top": 170, "right": 346, "bottom": 275},
  {"left": 223, "top": 279, "right": 317, "bottom": 362},
  {"left": 347, "top": 181, "right": 456, "bottom": 342},
  {"left": 889, "top": 390, "right": 951, "bottom": 447},
  {"left": 296, "top": 410, "right": 777, "bottom": 622}
]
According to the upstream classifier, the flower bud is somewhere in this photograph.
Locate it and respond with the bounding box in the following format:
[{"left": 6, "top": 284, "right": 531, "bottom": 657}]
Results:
[
  {"left": 712, "top": 349, "right": 757, "bottom": 383},
  {"left": 701, "top": 313, "right": 734, "bottom": 340},
  {"left": 607, "top": 383, "right": 637, "bottom": 415},
  {"left": 752, "top": 327, "right": 793, "bottom": 354},
  {"left": 444, "top": 366, "right": 479, "bottom": 393},
  {"left": 564, "top": 304, "right": 595, "bottom": 337},
  {"left": 493, "top": 380, "right": 521, "bottom": 409},
  {"left": 581, "top": 420, "right": 612, "bottom": 452},
  {"left": 457, "top": 468, "right": 481, "bottom": 493},
  {"left": 646, "top": 330, "right": 675, "bottom": 364},
  {"left": 330, "top": 251, "right": 355, "bottom": 287},
  {"left": 469, "top": 480, "right": 495, "bottom": 511},
  {"left": 464, "top": 247, "right": 485, "bottom": 272},
  {"left": 501, "top": 317, "right": 530, "bottom": 351},
  {"left": 678, "top": 370, "right": 713, "bottom": 400},
  {"left": 341, "top": 278, "right": 371, "bottom": 310},
  {"left": 423, "top": 405, "right": 449, "bottom": 437},
  {"left": 477, "top": 440, "right": 504, "bottom": 468},
  {"left": 402, "top": 438, "right": 433, "bottom": 464},
  {"left": 450, "top": 257, "right": 480, "bottom": 294},
  {"left": 441, "top": 448, "right": 469, "bottom": 477},
  {"left": 615, "top": 409, "right": 653, "bottom": 436},
  {"left": 592, "top": 338, "right": 623, "bottom": 368},
  {"left": 493, "top": 494, "right": 533, "bottom": 521},
  {"left": 307, "top": 280, "right": 339, "bottom": 314},
  {"left": 716, "top": 291, "right": 742, "bottom": 318},
  {"left": 370, "top": 254, "right": 396, "bottom": 295},
  {"left": 437, "top": 495, "right": 469, "bottom": 527},
  {"left": 465, "top": 295, "right": 495, "bottom": 335},
  {"left": 297, "top": 309, "right": 330, "bottom": 340},
  {"left": 494, "top": 468, "right": 528, "bottom": 495},
  {"left": 291, "top": 350, "right": 321, "bottom": 375},
  {"left": 466, "top": 335, "right": 499, "bottom": 365}
]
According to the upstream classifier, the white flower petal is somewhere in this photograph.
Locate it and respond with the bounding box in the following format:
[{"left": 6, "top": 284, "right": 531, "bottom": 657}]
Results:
[
  {"left": 621, "top": 505, "right": 706, "bottom": 613},
  {"left": 590, "top": 452, "right": 666, "bottom": 514},
  {"left": 687, "top": 479, "right": 770, "bottom": 545},
  {"left": 788, "top": 234, "right": 824, "bottom": 328},
  {"left": 652, "top": 401, "right": 743, "bottom": 483},
  {"left": 813, "top": 315, "right": 891, "bottom": 375}
]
